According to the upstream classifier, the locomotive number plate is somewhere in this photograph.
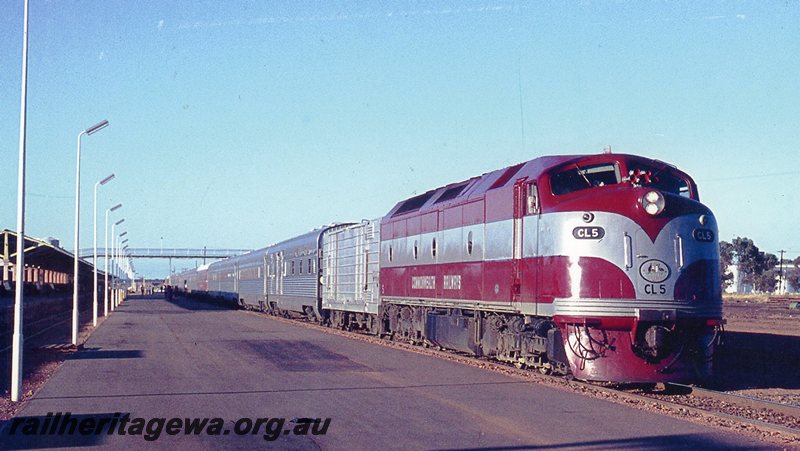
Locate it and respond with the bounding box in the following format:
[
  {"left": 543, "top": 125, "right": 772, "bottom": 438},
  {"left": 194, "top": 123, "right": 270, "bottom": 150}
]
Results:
[
  {"left": 572, "top": 226, "right": 605, "bottom": 240},
  {"left": 693, "top": 228, "right": 714, "bottom": 242}
]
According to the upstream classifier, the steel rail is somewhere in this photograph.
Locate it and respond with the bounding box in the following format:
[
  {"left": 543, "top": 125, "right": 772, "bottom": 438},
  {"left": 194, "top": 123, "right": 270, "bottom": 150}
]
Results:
[{"left": 665, "top": 382, "right": 800, "bottom": 420}]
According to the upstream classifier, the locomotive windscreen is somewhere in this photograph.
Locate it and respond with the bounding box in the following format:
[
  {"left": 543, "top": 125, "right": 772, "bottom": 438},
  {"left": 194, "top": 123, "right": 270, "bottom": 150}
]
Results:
[
  {"left": 549, "top": 159, "right": 693, "bottom": 198},
  {"left": 550, "top": 163, "right": 620, "bottom": 195},
  {"left": 625, "top": 160, "right": 692, "bottom": 198}
]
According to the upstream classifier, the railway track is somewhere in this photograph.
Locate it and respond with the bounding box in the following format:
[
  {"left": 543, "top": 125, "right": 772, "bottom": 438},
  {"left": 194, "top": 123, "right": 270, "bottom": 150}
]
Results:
[
  {"left": 642, "top": 383, "right": 800, "bottom": 434},
  {"left": 233, "top": 303, "right": 800, "bottom": 447},
  {"left": 0, "top": 305, "right": 93, "bottom": 355}
]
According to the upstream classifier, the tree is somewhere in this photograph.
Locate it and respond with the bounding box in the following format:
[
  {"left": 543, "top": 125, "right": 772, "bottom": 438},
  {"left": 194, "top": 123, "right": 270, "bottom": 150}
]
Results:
[
  {"left": 719, "top": 241, "right": 734, "bottom": 292},
  {"left": 752, "top": 252, "right": 778, "bottom": 293},
  {"left": 730, "top": 237, "right": 762, "bottom": 289},
  {"left": 787, "top": 257, "right": 800, "bottom": 293},
  {"left": 726, "top": 237, "right": 780, "bottom": 293}
]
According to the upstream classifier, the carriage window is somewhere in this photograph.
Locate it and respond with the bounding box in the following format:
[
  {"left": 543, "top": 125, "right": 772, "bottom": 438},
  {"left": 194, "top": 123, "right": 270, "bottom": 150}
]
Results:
[
  {"left": 308, "top": 258, "right": 313, "bottom": 273},
  {"left": 551, "top": 163, "right": 620, "bottom": 195},
  {"left": 466, "top": 231, "right": 474, "bottom": 255},
  {"left": 431, "top": 238, "right": 437, "bottom": 258},
  {"left": 291, "top": 261, "right": 295, "bottom": 275}
]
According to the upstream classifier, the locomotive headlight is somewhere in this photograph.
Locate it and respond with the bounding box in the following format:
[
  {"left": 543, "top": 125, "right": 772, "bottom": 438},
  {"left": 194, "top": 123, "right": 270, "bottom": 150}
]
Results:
[{"left": 642, "top": 190, "right": 665, "bottom": 216}]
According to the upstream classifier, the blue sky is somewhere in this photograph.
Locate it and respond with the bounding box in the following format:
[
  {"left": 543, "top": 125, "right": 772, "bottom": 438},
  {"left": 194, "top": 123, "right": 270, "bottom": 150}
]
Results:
[{"left": 1, "top": 1, "right": 799, "bottom": 277}]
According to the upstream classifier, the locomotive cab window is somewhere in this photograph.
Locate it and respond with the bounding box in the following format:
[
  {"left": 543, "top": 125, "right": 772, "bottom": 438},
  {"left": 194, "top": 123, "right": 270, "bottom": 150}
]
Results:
[
  {"left": 526, "top": 182, "right": 539, "bottom": 215},
  {"left": 550, "top": 163, "right": 620, "bottom": 195},
  {"left": 626, "top": 161, "right": 693, "bottom": 198}
]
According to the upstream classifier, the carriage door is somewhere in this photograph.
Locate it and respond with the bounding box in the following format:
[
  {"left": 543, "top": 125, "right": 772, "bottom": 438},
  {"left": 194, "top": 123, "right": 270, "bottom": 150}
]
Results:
[
  {"left": 263, "top": 254, "right": 270, "bottom": 307},
  {"left": 276, "top": 251, "right": 284, "bottom": 295}
]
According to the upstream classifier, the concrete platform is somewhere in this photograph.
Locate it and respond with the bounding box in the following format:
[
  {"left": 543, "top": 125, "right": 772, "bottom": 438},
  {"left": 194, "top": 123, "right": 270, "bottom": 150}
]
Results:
[{"left": 1, "top": 296, "right": 773, "bottom": 450}]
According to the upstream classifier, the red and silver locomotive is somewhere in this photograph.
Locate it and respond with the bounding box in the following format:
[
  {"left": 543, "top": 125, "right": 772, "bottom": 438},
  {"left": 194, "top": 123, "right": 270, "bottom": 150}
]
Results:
[
  {"left": 170, "top": 152, "right": 723, "bottom": 384},
  {"left": 378, "top": 153, "right": 722, "bottom": 383}
]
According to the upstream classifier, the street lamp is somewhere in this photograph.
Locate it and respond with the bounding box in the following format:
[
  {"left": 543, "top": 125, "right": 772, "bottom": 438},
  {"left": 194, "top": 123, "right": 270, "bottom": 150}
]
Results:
[
  {"left": 93, "top": 174, "right": 114, "bottom": 327},
  {"left": 110, "top": 218, "right": 124, "bottom": 312},
  {"left": 104, "top": 204, "right": 122, "bottom": 316},
  {"left": 73, "top": 119, "right": 109, "bottom": 346},
  {"left": 118, "top": 235, "right": 128, "bottom": 306},
  {"left": 11, "top": 0, "right": 31, "bottom": 402}
]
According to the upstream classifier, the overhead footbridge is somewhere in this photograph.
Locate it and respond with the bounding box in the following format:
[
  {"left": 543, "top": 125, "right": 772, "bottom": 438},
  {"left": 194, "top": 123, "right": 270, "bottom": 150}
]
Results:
[{"left": 79, "top": 248, "right": 253, "bottom": 259}]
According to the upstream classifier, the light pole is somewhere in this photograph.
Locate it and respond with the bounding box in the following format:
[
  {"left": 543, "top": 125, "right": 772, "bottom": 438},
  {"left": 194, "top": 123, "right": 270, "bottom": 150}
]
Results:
[
  {"left": 110, "top": 219, "right": 124, "bottom": 311},
  {"left": 72, "top": 119, "right": 109, "bottom": 346},
  {"left": 93, "top": 174, "right": 115, "bottom": 327},
  {"left": 104, "top": 205, "right": 122, "bottom": 316},
  {"left": 118, "top": 235, "right": 128, "bottom": 306},
  {"left": 11, "top": 0, "right": 31, "bottom": 402}
]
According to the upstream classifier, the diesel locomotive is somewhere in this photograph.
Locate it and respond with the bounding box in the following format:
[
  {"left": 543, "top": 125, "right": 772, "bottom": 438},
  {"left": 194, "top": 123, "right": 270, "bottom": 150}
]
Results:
[{"left": 169, "top": 152, "right": 723, "bottom": 383}]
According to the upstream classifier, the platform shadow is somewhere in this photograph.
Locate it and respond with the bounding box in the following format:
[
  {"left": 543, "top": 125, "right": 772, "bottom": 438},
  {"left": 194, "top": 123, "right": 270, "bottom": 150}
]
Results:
[
  {"left": 161, "top": 294, "right": 238, "bottom": 312},
  {"left": 434, "top": 432, "right": 759, "bottom": 450},
  {"left": 711, "top": 330, "right": 800, "bottom": 390},
  {"left": 0, "top": 347, "right": 70, "bottom": 395},
  {"left": 67, "top": 348, "right": 143, "bottom": 360}
]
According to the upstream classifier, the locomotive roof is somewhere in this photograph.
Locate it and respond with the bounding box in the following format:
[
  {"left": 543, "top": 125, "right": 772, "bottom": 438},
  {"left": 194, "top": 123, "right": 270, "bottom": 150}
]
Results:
[{"left": 383, "top": 153, "right": 682, "bottom": 218}]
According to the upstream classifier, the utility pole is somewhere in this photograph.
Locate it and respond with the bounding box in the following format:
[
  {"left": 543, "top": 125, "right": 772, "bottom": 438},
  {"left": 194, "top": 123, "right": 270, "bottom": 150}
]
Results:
[{"left": 779, "top": 249, "right": 785, "bottom": 294}]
